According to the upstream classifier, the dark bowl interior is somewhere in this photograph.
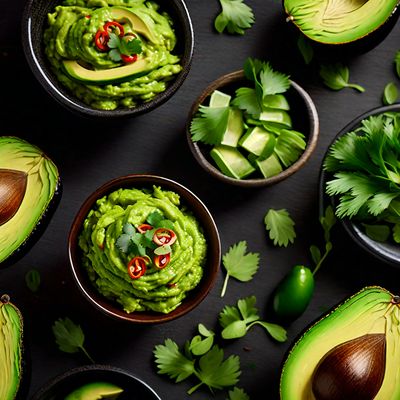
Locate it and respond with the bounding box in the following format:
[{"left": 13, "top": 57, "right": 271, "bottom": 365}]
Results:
[
  {"left": 68, "top": 174, "right": 221, "bottom": 323},
  {"left": 320, "top": 103, "right": 400, "bottom": 266},
  {"left": 186, "top": 70, "right": 319, "bottom": 187},
  {"left": 31, "top": 364, "right": 161, "bottom": 400},
  {"left": 21, "top": 0, "right": 194, "bottom": 118}
]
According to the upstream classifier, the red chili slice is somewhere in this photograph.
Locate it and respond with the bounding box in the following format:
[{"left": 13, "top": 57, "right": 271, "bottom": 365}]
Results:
[
  {"left": 94, "top": 30, "right": 109, "bottom": 51},
  {"left": 127, "top": 256, "right": 148, "bottom": 279},
  {"left": 120, "top": 54, "right": 138, "bottom": 64},
  {"left": 154, "top": 253, "right": 171, "bottom": 269},
  {"left": 137, "top": 224, "right": 153, "bottom": 234},
  {"left": 104, "top": 21, "right": 125, "bottom": 37},
  {"left": 153, "top": 228, "right": 177, "bottom": 246}
]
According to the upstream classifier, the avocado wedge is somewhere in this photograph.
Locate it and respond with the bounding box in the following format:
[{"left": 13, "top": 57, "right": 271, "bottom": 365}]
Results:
[
  {"left": 0, "top": 295, "right": 24, "bottom": 400},
  {"left": 280, "top": 286, "right": 400, "bottom": 400},
  {"left": 65, "top": 382, "right": 123, "bottom": 400},
  {"left": 0, "top": 137, "right": 61, "bottom": 267},
  {"left": 284, "top": 0, "right": 400, "bottom": 47}
]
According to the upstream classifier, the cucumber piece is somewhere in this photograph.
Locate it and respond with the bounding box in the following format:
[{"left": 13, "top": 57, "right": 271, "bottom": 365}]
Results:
[
  {"left": 210, "top": 146, "right": 255, "bottom": 179},
  {"left": 209, "top": 90, "right": 231, "bottom": 108},
  {"left": 239, "top": 126, "right": 275, "bottom": 156},
  {"left": 221, "top": 108, "right": 244, "bottom": 147},
  {"left": 256, "top": 154, "right": 283, "bottom": 178},
  {"left": 258, "top": 109, "right": 292, "bottom": 128},
  {"left": 263, "top": 94, "right": 290, "bottom": 110}
]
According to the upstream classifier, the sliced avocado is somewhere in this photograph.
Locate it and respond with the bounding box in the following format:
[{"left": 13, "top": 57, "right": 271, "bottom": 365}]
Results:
[
  {"left": 209, "top": 90, "right": 231, "bottom": 108},
  {"left": 280, "top": 286, "right": 400, "bottom": 400},
  {"left": 0, "top": 137, "right": 60, "bottom": 266},
  {"left": 62, "top": 58, "right": 149, "bottom": 85},
  {"left": 284, "top": 0, "right": 399, "bottom": 45},
  {"left": 258, "top": 109, "right": 292, "bottom": 128},
  {"left": 65, "top": 382, "right": 123, "bottom": 400},
  {"left": 111, "top": 7, "right": 159, "bottom": 44},
  {"left": 263, "top": 94, "right": 290, "bottom": 111},
  {"left": 239, "top": 126, "right": 275, "bottom": 156},
  {"left": 210, "top": 146, "right": 255, "bottom": 179},
  {"left": 256, "top": 154, "right": 283, "bottom": 178},
  {"left": 0, "top": 295, "right": 23, "bottom": 400}
]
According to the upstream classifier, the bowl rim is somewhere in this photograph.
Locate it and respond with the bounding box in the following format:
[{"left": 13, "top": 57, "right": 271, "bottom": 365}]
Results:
[
  {"left": 21, "top": 0, "right": 194, "bottom": 118},
  {"left": 31, "top": 364, "right": 162, "bottom": 400},
  {"left": 68, "top": 174, "right": 221, "bottom": 323},
  {"left": 186, "top": 70, "right": 320, "bottom": 187},
  {"left": 319, "top": 103, "right": 400, "bottom": 266}
]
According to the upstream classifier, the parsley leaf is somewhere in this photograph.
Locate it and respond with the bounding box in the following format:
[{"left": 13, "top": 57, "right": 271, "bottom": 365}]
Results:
[
  {"left": 227, "top": 387, "right": 250, "bottom": 400},
  {"left": 220, "top": 241, "right": 260, "bottom": 297},
  {"left": 52, "top": 317, "right": 94, "bottom": 363},
  {"left": 395, "top": 50, "right": 400, "bottom": 78},
  {"left": 190, "top": 105, "right": 230, "bottom": 145},
  {"left": 25, "top": 269, "right": 41, "bottom": 293},
  {"left": 214, "top": 0, "right": 255, "bottom": 35},
  {"left": 264, "top": 209, "right": 296, "bottom": 247},
  {"left": 319, "top": 63, "right": 365, "bottom": 93},
  {"left": 154, "top": 338, "right": 195, "bottom": 383}
]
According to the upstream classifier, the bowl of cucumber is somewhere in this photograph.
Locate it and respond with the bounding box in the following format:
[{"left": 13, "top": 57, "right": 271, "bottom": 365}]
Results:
[{"left": 186, "top": 64, "right": 319, "bottom": 187}]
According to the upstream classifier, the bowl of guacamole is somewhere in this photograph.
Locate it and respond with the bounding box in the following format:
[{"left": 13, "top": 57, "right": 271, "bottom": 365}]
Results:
[
  {"left": 22, "top": 0, "right": 194, "bottom": 117},
  {"left": 68, "top": 175, "right": 221, "bottom": 323}
]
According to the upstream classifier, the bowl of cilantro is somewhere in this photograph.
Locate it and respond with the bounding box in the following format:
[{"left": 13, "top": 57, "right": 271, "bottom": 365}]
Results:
[
  {"left": 186, "top": 58, "right": 319, "bottom": 187},
  {"left": 320, "top": 104, "right": 400, "bottom": 265}
]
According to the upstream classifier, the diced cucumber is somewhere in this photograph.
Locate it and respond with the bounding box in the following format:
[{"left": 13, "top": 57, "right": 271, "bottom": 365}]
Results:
[
  {"left": 256, "top": 154, "right": 283, "bottom": 178},
  {"left": 221, "top": 108, "right": 244, "bottom": 147},
  {"left": 239, "top": 126, "right": 275, "bottom": 156},
  {"left": 263, "top": 94, "right": 290, "bottom": 110},
  {"left": 258, "top": 109, "right": 292, "bottom": 128},
  {"left": 210, "top": 146, "right": 256, "bottom": 179},
  {"left": 209, "top": 90, "right": 231, "bottom": 108}
]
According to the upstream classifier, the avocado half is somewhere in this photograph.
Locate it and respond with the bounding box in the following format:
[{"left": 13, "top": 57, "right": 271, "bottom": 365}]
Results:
[
  {"left": 0, "top": 295, "right": 24, "bottom": 400},
  {"left": 284, "top": 0, "right": 400, "bottom": 53},
  {"left": 280, "top": 286, "right": 400, "bottom": 399},
  {"left": 0, "top": 137, "right": 61, "bottom": 267}
]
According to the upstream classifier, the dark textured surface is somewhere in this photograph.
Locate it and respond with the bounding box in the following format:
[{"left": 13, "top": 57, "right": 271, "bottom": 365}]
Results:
[{"left": 1, "top": 1, "right": 400, "bottom": 399}]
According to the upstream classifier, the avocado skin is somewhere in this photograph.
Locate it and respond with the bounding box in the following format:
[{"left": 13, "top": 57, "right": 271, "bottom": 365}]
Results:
[
  {"left": 283, "top": 2, "right": 400, "bottom": 58},
  {"left": 0, "top": 179, "right": 62, "bottom": 268}
]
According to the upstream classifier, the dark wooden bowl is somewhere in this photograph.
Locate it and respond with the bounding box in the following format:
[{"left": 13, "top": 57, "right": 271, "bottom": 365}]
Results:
[
  {"left": 186, "top": 70, "right": 319, "bottom": 187},
  {"left": 320, "top": 104, "right": 400, "bottom": 266},
  {"left": 21, "top": 0, "right": 194, "bottom": 118},
  {"left": 68, "top": 174, "right": 221, "bottom": 323},
  {"left": 31, "top": 364, "right": 161, "bottom": 400}
]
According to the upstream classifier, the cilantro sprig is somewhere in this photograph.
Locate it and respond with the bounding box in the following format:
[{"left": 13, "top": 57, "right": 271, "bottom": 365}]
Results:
[
  {"left": 227, "top": 387, "right": 250, "bottom": 400},
  {"left": 319, "top": 63, "right": 365, "bottom": 93},
  {"left": 214, "top": 0, "right": 255, "bottom": 35},
  {"left": 220, "top": 241, "right": 260, "bottom": 297},
  {"left": 108, "top": 32, "right": 142, "bottom": 62},
  {"left": 264, "top": 209, "right": 296, "bottom": 247},
  {"left": 219, "top": 296, "right": 287, "bottom": 342}
]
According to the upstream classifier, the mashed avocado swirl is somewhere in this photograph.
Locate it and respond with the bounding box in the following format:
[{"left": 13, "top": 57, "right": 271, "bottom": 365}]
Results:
[
  {"left": 44, "top": 0, "right": 182, "bottom": 110},
  {"left": 78, "top": 186, "right": 207, "bottom": 314}
]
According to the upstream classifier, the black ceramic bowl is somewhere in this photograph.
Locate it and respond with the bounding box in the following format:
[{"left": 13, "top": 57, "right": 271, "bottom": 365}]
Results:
[
  {"left": 68, "top": 174, "right": 221, "bottom": 324},
  {"left": 31, "top": 364, "right": 161, "bottom": 400},
  {"left": 320, "top": 104, "right": 400, "bottom": 266},
  {"left": 186, "top": 70, "right": 319, "bottom": 187},
  {"left": 21, "top": 0, "right": 194, "bottom": 118}
]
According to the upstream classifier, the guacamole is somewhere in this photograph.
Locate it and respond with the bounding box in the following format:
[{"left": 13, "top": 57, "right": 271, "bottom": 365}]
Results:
[
  {"left": 44, "top": 0, "right": 182, "bottom": 110},
  {"left": 78, "top": 186, "right": 207, "bottom": 314}
]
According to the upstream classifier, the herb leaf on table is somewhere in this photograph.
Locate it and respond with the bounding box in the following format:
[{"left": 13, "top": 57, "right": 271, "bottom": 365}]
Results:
[
  {"left": 227, "top": 387, "right": 250, "bottom": 400},
  {"left": 319, "top": 63, "right": 365, "bottom": 93},
  {"left": 297, "top": 35, "right": 314, "bottom": 65},
  {"left": 264, "top": 209, "right": 296, "bottom": 247},
  {"left": 25, "top": 269, "right": 41, "bottom": 293},
  {"left": 189, "top": 323, "right": 215, "bottom": 356},
  {"left": 214, "top": 0, "right": 255, "bottom": 35},
  {"left": 220, "top": 241, "right": 260, "bottom": 297}
]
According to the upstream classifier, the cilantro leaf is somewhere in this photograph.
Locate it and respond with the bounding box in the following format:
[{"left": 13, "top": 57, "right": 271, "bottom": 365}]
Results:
[
  {"left": 189, "top": 324, "right": 215, "bottom": 356},
  {"left": 237, "top": 296, "right": 259, "bottom": 323},
  {"left": 249, "top": 321, "right": 287, "bottom": 342},
  {"left": 319, "top": 63, "right": 365, "bottom": 93},
  {"left": 188, "top": 345, "right": 241, "bottom": 394},
  {"left": 219, "top": 304, "right": 242, "bottom": 328},
  {"left": 52, "top": 318, "right": 94, "bottom": 363},
  {"left": 232, "top": 87, "right": 262, "bottom": 115},
  {"left": 107, "top": 32, "right": 120, "bottom": 49},
  {"left": 190, "top": 105, "right": 230, "bottom": 145},
  {"left": 123, "top": 223, "right": 135, "bottom": 235},
  {"left": 25, "top": 269, "right": 41, "bottom": 293},
  {"left": 154, "top": 339, "right": 195, "bottom": 383},
  {"left": 297, "top": 35, "right": 314, "bottom": 65},
  {"left": 259, "top": 63, "right": 291, "bottom": 96},
  {"left": 220, "top": 241, "right": 260, "bottom": 297},
  {"left": 227, "top": 387, "right": 250, "bottom": 400},
  {"left": 264, "top": 209, "right": 296, "bottom": 247},
  {"left": 214, "top": 0, "right": 255, "bottom": 35},
  {"left": 109, "top": 48, "right": 122, "bottom": 62},
  {"left": 395, "top": 50, "right": 400, "bottom": 78},
  {"left": 120, "top": 37, "right": 142, "bottom": 56},
  {"left": 147, "top": 211, "right": 164, "bottom": 226},
  {"left": 116, "top": 233, "right": 131, "bottom": 253}
]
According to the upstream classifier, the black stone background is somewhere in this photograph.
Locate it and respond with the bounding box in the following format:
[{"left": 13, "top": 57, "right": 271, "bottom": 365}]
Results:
[{"left": 1, "top": 1, "right": 400, "bottom": 399}]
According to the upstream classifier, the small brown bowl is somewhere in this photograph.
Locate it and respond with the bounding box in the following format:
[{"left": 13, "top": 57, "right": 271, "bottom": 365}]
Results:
[
  {"left": 186, "top": 70, "right": 319, "bottom": 187},
  {"left": 68, "top": 175, "right": 220, "bottom": 324}
]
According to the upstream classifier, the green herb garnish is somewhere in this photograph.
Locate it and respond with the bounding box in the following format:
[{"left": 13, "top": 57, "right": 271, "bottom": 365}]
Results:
[
  {"left": 227, "top": 387, "right": 250, "bottom": 400},
  {"left": 25, "top": 269, "right": 41, "bottom": 293},
  {"left": 264, "top": 209, "right": 296, "bottom": 247},
  {"left": 219, "top": 296, "right": 287, "bottom": 342},
  {"left": 189, "top": 323, "right": 215, "bottom": 356},
  {"left": 383, "top": 82, "right": 398, "bottom": 105},
  {"left": 297, "top": 35, "right": 314, "bottom": 65},
  {"left": 52, "top": 317, "right": 94, "bottom": 363},
  {"left": 108, "top": 32, "right": 142, "bottom": 62},
  {"left": 319, "top": 63, "right": 365, "bottom": 93},
  {"left": 214, "top": 0, "right": 255, "bottom": 35},
  {"left": 220, "top": 241, "right": 260, "bottom": 297}
]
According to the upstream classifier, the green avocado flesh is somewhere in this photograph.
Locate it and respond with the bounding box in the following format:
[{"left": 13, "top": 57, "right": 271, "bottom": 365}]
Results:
[
  {"left": 0, "top": 137, "right": 59, "bottom": 265},
  {"left": 65, "top": 382, "right": 123, "bottom": 400},
  {"left": 0, "top": 297, "right": 23, "bottom": 400},
  {"left": 284, "top": 0, "right": 400, "bottom": 44},
  {"left": 280, "top": 286, "right": 400, "bottom": 400}
]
